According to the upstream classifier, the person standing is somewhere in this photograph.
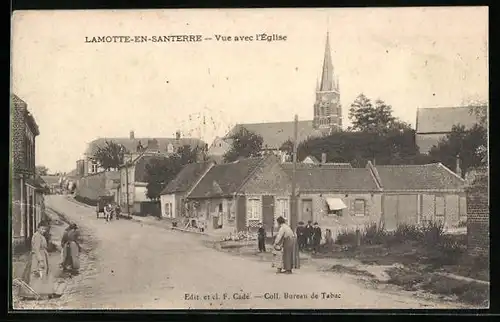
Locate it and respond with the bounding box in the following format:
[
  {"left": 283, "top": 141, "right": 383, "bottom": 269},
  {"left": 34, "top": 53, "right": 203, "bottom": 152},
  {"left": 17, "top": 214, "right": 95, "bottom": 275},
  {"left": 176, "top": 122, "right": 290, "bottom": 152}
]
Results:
[
  {"left": 19, "top": 221, "right": 57, "bottom": 299},
  {"left": 60, "top": 223, "right": 81, "bottom": 275},
  {"left": 304, "top": 220, "right": 313, "bottom": 250},
  {"left": 312, "top": 222, "right": 322, "bottom": 254},
  {"left": 296, "top": 221, "right": 305, "bottom": 251},
  {"left": 257, "top": 223, "right": 266, "bottom": 252},
  {"left": 273, "top": 216, "right": 300, "bottom": 274}
]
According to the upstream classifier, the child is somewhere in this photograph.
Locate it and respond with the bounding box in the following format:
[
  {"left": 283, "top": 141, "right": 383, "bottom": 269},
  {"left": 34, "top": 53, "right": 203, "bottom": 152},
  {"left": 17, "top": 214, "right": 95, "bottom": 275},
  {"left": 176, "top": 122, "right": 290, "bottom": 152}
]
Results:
[
  {"left": 257, "top": 223, "right": 266, "bottom": 252},
  {"left": 272, "top": 244, "right": 283, "bottom": 273}
]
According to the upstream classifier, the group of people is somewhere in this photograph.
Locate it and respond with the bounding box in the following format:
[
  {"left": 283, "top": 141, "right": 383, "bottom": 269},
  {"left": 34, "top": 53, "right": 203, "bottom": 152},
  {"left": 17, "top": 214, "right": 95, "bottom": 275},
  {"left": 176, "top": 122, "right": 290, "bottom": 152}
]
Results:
[
  {"left": 104, "top": 203, "right": 120, "bottom": 222},
  {"left": 18, "top": 220, "right": 81, "bottom": 300},
  {"left": 296, "top": 221, "right": 323, "bottom": 253}
]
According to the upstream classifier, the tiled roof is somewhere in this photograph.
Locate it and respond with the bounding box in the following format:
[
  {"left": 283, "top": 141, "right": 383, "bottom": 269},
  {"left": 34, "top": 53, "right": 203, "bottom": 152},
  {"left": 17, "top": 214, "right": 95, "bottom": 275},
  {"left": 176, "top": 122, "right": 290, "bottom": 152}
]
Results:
[
  {"left": 280, "top": 163, "right": 352, "bottom": 170},
  {"left": 161, "top": 161, "right": 213, "bottom": 195},
  {"left": 84, "top": 137, "right": 206, "bottom": 156},
  {"left": 133, "top": 155, "right": 169, "bottom": 183},
  {"left": 11, "top": 94, "right": 26, "bottom": 108},
  {"left": 416, "top": 106, "right": 485, "bottom": 134},
  {"left": 188, "top": 157, "right": 264, "bottom": 198},
  {"left": 373, "top": 163, "right": 465, "bottom": 191},
  {"left": 224, "top": 121, "right": 324, "bottom": 150},
  {"left": 41, "top": 175, "right": 60, "bottom": 186},
  {"left": 280, "top": 164, "right": 379, "bottom": 192}
]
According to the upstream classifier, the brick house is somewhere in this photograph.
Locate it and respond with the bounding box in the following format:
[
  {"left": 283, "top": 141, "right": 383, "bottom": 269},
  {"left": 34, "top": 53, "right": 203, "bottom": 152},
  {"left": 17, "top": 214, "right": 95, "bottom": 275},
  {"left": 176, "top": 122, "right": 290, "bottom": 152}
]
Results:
[
  {"left": 159, "top": 161, "right": 214, "bottom": 219},
  {"left": 186, "top": 155, "right": 291, "bottom": 235},
  {"left": 11, "top": 94, "right": 45, "bottom": 249},
  {"left": 367, "top": 162, "right": 467, "bottom": 230},
  {"left": 466, "top": 167, "right": 489, "bottom": 257},
  {"left": 280, "top": 161, "right": 383, "bottom": 238}
]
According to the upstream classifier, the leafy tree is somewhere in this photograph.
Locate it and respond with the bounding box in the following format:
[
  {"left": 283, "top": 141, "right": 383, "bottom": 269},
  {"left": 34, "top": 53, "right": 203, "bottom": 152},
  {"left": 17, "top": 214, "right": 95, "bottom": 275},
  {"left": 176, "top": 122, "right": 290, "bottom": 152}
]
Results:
[
  {"left": 348, "top": 94, "right": 409, "bottom": 133},
  {"left": 144, "top": 145, "right": 199, "bottom": 200},
  {"left": 93, "top": 140, "right": 128, "bottom": 171},
  {"left": 279, "top": 139, "right": 294, "bottom": 153},
  {"left": 36, "top": 165, "right": 49, "bottom": 176},
  {"left": 223, "top": 127, "right": 263, "bottom": 163},
  {"left": 428, "top": 124, "right": 487, "bottom": 179}
]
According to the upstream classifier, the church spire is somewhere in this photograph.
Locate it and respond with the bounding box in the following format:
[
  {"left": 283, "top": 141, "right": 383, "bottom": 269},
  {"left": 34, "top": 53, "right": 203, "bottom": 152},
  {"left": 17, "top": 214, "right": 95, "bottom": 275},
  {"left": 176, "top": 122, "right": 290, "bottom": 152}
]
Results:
[{"left": 319, "top": 31, "right": 335, "bottom": 92}]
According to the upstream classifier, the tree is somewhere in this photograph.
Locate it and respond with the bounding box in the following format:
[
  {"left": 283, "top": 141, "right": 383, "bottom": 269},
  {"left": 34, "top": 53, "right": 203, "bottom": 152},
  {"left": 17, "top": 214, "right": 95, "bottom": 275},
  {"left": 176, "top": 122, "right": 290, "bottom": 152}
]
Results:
[
  {"left": 36, "top": 165, "right": 49, "bottom": 176},
  {"left": 428, "top": 124, "right": 487, "bottom": 178},
  {"left": 279, "top": 139, "right": 294, "bottom": 153},
  {"left": 348, "top": 94, "right": 409, "bottom": 133},
  {"left": 144, "top": 145, "right": 199, "bottom": 201},
  {"left": 93, "top": 140, "right": 128, "bottom": 171},
  {"left": 223, "top": 127, "right": 263, "bottom": 163}
]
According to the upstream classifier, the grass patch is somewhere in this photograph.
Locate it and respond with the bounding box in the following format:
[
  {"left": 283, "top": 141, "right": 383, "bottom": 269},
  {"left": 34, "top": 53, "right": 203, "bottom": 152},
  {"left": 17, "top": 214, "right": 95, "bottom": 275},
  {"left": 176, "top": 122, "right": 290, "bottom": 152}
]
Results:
[
  {"left": 328, "top": 265, "right": 376, "bottom": 279},
  {"left": 386, "top": 267, "right": 489, "bottom": 306}
]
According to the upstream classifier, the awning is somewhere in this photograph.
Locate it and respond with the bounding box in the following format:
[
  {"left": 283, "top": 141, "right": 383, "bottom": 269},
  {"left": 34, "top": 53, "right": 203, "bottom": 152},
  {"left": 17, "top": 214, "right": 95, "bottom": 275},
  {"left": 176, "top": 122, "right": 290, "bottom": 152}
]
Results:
[{"left": 325, "top": 198, "right": 347, "bottom": 211}]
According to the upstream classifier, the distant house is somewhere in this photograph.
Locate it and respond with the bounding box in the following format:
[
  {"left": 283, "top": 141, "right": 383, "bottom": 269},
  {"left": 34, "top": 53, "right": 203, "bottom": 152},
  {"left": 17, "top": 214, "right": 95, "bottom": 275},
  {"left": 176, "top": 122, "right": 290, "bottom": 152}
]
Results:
[
  {"left": 159, "top": 161, "right": 214, "bottom": 219},
  {"left": 302, "top": 155, "right": 320, "bottom": 164},
  {"left": 415, "top": 106, "right": 486, "bottom": 154},
  {"left": 207, "top": 121, "right": 325, "bottom": 163},
  {"left": 79, "top": 130, "right": 206, "bottom": 175},
  {"left": 40, "top": 175, "right": 60, "bottom": 194},
  {"left": 118, "top": 152, "right": 168, "bottom": 216},
  {"left": 368, "top": 162, "right": 467, "bottom": 230}
]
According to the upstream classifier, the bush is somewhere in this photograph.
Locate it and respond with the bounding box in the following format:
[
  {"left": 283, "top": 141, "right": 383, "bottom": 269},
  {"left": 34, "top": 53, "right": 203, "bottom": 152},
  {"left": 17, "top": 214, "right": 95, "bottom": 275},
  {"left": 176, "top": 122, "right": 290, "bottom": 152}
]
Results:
[
  {"left": 335, "top": 229, "right": 358, "bottom": 245},
  {"left": 362, "top": 222, "right": 387, "bottom": 245},
  {"left": 393, "top": 223, "right": 423, "bottom": 243}
]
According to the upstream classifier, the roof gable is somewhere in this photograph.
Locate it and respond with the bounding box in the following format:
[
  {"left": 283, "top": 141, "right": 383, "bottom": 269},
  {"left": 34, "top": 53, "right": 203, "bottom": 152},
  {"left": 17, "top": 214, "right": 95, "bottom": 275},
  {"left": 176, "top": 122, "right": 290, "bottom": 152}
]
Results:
[
  {"left": 160, "top": 161, "right": 213, "bottom": 195},
  {"left": 374, "top": 163, "right": 465, "bottom": 191},
  {"left": 416, "top": 106, "right": 485, "bottom": 134},
  {"left": 188, "top": 157, "right": 264, "bottom": 198},
  {"left": 224, "top": 120, "right": 324, "bottom": 150}
]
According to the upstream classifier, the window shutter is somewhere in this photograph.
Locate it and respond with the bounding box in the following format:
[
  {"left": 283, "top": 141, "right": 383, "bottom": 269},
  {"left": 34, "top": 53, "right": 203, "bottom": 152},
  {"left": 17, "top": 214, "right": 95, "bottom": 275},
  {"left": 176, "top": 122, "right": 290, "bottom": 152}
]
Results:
[
  {"left": 364, "top": 199, "right": 370, "bottom": 216},
  {"left": 349, "top": 199, "right": 355, "bottom": 216}
]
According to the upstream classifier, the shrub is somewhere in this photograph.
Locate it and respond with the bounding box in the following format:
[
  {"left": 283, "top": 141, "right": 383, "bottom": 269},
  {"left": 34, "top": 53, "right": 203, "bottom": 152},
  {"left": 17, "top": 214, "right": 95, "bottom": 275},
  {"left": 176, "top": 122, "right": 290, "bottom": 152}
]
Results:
[
  {"left": 335, "top": 229, "right": 358, "bottom": 245},
  {"left": 393, "top": 223, "right": 423, "bottom": 243},
  {"left": 362, "top": 222, "right": 387, "bottom": 245},
  {"left": 420, "top": 221, "right": 445, "bottom": 246}
]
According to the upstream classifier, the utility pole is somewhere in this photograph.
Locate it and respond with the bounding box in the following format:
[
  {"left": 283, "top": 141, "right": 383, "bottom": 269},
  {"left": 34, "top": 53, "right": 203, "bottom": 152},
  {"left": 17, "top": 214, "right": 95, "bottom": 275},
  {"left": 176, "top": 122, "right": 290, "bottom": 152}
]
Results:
[{"left": 290, "top": 114, "right": 298, "bottom": 231}]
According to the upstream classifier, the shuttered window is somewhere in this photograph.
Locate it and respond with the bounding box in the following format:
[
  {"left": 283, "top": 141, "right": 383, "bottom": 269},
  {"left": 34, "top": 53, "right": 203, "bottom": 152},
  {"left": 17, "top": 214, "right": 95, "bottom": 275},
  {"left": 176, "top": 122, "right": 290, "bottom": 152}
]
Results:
[
  {"left": 248, "top": 198, "right": 261, "bottom": 220},
  {"left": 275, "top": 198, "right": 289, "bottom": 221},
  {"left": 353, "top": 199, "right": 366, "bottom": 216},
  {"left": 436, "top": 196, "right": 445, "bottom": 216}
]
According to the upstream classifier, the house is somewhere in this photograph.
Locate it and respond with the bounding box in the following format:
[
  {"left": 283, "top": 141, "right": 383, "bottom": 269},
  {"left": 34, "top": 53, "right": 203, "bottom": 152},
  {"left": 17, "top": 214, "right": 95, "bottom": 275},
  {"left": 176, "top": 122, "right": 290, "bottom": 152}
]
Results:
[
  {"left": 11, "top": 94, "right": 46, "bottom": 250},
  {"left": 79, "top": 130, "right": 206, "bottom": 175},
  {"left": 40, "top": 175, "right": 60, "bottom": 194},
  {"left": 207, "top": 32, "right": 343, "bottom": 163},
  {"left": 367, "top": 162, "right": 467, "bottom": 230},
  {"left": 159, "top": 161, "right": 214, "bottom": 219},
  {"left": 118, "top": 151, "right": 168, "bottom": 216},
  {"left": 280, "top": 161, "right": 383, "bottom": 237},
  {"left": 302, "top": 155, "right": 320, "bottom": 164},
  {"left": 415, "top": 106, "right": 486, "bottom": 154},
  {"left": 186, "top": 155, "right": 292, "bottom": 235}
]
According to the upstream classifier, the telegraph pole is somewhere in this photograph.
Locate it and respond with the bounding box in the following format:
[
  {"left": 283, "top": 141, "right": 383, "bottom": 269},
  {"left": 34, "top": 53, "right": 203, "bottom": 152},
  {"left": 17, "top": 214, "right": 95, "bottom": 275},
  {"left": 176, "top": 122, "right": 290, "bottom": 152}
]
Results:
[{"left": 290, "top": 114, "right": 298, "bottom": 231}]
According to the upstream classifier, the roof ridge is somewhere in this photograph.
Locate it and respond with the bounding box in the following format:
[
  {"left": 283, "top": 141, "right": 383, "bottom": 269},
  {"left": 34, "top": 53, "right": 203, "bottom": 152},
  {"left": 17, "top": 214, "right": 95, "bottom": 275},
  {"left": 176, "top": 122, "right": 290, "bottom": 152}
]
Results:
[{"left": 375, "top": 163, "right": 440, "bottom": 168}]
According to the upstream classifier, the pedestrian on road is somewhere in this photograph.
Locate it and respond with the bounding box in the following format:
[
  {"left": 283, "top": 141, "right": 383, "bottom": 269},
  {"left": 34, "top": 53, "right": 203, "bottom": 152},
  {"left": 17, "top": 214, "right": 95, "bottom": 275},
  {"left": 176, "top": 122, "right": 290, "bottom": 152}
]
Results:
[
  {"left": 60, "top": 223, "right": 81, "bottom": 275},
  {"left": 104, "top": 203, "right": 113, "bottom": 222},
  {"left": 19, "top": 221, "right": 59, "bottom": 299},
  {"left": 273, "top": 216, "right": 300, "bottom": 274},
  {"left": 304, "top": 220, "right": 313, "bottom": 250},
  {"left": 296, "top": 221, "right": 306, "bottom": 251},
  {"left": 312, "top": 222, "right": 322, "bottom": 254},
  {"left": 257, "top": 223, "right": 266, "bottom": 252}
]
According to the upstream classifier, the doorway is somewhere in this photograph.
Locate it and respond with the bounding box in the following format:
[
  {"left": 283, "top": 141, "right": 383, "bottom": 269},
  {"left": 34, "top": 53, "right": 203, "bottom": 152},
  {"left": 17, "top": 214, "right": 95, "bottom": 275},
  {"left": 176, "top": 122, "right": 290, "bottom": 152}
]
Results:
[{"left": 301, "top": 199, "right": 313, "bottom": 223}]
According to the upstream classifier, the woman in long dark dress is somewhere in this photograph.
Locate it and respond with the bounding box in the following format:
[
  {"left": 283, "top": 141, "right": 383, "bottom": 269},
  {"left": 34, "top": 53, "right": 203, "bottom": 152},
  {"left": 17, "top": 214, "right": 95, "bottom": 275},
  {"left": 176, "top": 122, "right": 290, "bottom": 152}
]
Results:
[
  {"left": 273, "top": 216, "right": 300, "bottom": 274},
  {"left": 60, "top": 223, "right": 81, "bottom": 274}
]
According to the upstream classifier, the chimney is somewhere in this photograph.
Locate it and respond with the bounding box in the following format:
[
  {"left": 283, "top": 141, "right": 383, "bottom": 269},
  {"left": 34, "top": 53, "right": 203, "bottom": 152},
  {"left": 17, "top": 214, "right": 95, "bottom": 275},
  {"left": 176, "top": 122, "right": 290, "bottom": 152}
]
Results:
[
  {"left": 176, "top": 131, "right": 181, "bottom": 140},
  {"left": 456, "top": 155, "right": 462, "bottom": 177},
  {"left": 130, "top": 131, "right": 135, "bottom": 140},
  {"left": 321, "top": 153, "right": 327, "bottom": 164}
]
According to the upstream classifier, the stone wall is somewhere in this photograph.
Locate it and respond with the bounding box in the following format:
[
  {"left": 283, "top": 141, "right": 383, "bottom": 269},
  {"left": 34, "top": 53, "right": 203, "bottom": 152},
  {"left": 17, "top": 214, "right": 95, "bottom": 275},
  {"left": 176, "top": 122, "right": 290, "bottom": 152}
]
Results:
[
  {"left": 76, "top": 171, "right": 120, "bottom": 201},
  {"left": 467, "top": 170, "right": 489, "bottom": 257}
]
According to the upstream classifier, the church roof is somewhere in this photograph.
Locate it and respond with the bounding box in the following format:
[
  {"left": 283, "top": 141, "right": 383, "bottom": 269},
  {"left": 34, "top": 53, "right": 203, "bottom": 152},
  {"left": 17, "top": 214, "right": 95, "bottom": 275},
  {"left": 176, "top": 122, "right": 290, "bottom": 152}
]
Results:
[
  {"left": 319, "top": 32, "right": 337, "bottom": 92},
  {"left": 224, "top": 121, "right": 324, "bottom": 150},
  {"left": 416, "top": 106, "right": 485, "bottom": 134}
]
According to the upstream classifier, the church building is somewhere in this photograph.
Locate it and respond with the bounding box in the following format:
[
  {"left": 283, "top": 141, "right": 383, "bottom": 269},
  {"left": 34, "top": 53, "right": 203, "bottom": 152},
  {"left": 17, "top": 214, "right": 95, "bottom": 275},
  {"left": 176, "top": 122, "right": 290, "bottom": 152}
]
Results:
[{"left": 208, "top": 32, "right": 342, "bottom": 163}]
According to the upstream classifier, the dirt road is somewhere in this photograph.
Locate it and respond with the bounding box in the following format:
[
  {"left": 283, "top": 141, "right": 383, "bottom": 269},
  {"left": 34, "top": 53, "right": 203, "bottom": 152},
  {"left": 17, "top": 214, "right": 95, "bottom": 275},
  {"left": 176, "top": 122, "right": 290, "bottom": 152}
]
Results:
[{"left": 44, "top": 195, "right": 463, "bottom": 309}]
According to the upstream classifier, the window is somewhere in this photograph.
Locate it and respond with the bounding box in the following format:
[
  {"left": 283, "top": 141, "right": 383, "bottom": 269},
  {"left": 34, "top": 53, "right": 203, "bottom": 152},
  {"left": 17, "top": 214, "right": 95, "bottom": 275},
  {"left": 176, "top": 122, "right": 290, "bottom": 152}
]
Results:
[
  {"left": 435, "top": 196, "right": 445, "bottom": 216},
  {"left": 276, "top": 198, "right": 289, "bottom": 221},
  {"left": 248, "top": 198, "right": 261, "bottom": 220},
  {"left": 218, "top": 203, "right": 223, "bottom": 213},
  {"left": 353, "top": 199, "right": 366, "bottom": 216},
  {"left": 170, "top": 203, "right": 174, "bottom": 218},
  {"left": 164, "top": 203, "right": 174, "bottom": 218}
]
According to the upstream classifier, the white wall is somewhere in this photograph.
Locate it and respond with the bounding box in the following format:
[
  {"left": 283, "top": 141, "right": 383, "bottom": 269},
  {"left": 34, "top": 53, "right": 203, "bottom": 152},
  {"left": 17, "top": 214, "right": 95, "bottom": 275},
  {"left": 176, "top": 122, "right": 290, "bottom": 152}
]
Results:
[
  {"left": 134, "top": 186, "right": 149, "bottom": 202},
  {"left": 160, "top": 194, "right": 176, "bottom": 218}
]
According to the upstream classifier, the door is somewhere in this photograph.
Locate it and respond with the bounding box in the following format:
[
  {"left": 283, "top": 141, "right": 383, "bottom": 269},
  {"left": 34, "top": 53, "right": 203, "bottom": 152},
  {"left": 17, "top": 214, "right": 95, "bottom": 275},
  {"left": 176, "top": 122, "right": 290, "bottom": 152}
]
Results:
[
  {"left": 397, "top": 195, "right": 418, "bottom": 225},
  {"left": 383, "top": 195, "right": 398, "bottom": 231},
  {"left": 301, "top": 199, "right": 313, "bottom": 223},
  {"left": 262, "top": 195, "right": 275, "bottom": 235},
  {"left": 236, "top": 196, "right": 247, "bottom": 232}
]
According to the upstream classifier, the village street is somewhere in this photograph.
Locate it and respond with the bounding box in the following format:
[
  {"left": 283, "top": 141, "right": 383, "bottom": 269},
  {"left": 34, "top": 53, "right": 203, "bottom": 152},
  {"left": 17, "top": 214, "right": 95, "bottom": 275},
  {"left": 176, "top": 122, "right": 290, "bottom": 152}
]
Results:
[{"left": 44, "top": 195, "right": 462, "bottom": 310}]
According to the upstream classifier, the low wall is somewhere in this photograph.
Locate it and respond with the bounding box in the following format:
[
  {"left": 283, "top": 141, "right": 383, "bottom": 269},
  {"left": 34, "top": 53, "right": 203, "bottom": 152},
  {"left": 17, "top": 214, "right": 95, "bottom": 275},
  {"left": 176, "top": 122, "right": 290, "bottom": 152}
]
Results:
[{"left": 75, "top": 171, "right": 120, "bottom": 201}]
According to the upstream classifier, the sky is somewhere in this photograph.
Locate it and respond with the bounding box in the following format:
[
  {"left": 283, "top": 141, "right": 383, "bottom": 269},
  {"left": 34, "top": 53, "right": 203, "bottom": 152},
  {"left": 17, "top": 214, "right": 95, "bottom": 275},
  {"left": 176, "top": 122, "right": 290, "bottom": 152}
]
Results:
[{"left": 11, "top": 7, "right": 488, "bottom": 173}]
